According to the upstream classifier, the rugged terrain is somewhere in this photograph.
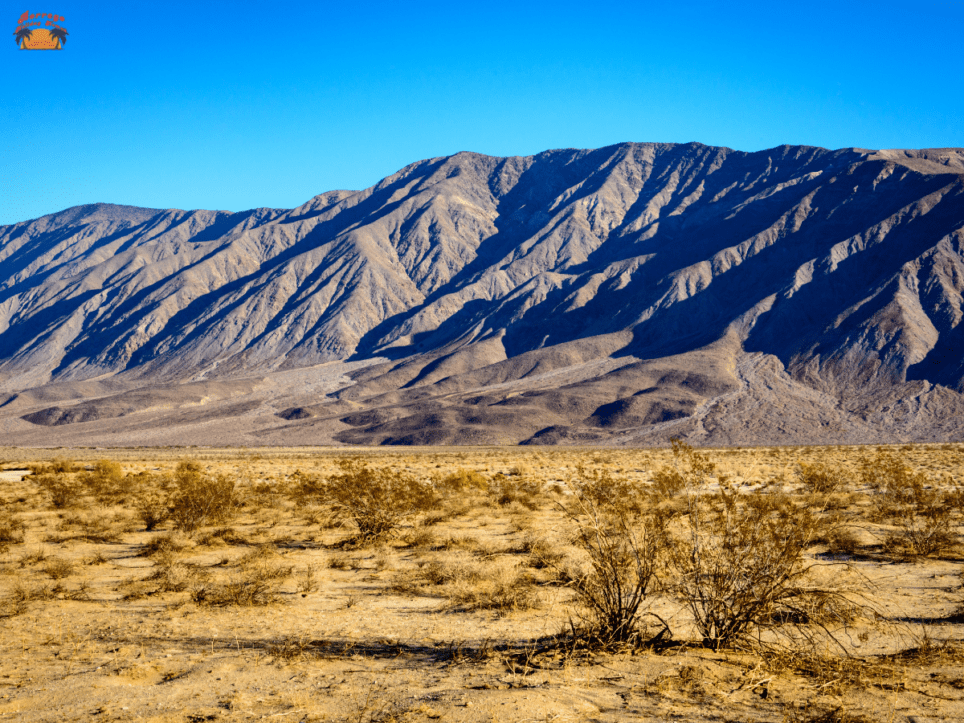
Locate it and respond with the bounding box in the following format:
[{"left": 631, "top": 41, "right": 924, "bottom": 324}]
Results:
[{"left": 2, "top": 143, "right": 964, "bottom": 446}]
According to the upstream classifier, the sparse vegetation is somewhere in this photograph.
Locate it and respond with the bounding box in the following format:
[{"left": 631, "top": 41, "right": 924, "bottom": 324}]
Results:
[
  {"left": 798, "top": 461, "right": 849, "bottom": 495},
  {"left": 862, "top": 450, "right": 961, "bottom": 557},
  {"left": 0, "top": 512, "right": 25, "bottom": 551},
  {"left": 191, "top": 561, "right": 291, "bottom": 607},
  {"left": 32, "top": 472, "right": 79, "bottom": 509},
  {"left": 0, "top": 444, "right": 961, "bottom": 721}
]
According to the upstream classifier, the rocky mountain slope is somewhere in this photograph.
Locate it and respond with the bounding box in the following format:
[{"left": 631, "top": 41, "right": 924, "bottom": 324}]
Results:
[{"left": 2, "top": 142, "right": 963, "bottom": 446}]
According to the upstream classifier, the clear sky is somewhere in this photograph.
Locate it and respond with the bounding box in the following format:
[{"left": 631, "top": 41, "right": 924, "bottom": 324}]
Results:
[{"left": 3, "top": 0, "right": 962, "bottom": 226}]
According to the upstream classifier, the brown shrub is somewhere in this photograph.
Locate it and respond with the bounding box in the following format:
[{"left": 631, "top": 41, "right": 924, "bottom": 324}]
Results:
[
  {"left": 668, "top": 488, "right": 843, "bottom": 650},
  {"left": 32, "top": 473, "right": 80, "bottom": 509},
  {"left": 168, "top": 462, "right": 236, "bottom": 535},
  {"left": 662, "top": 442, "right": 855, "bottom": 651},
  {"left": 49, "top": 457, "right": 79, "bottom": 474},
  {"left": 650, "top": 438, "right": 716, "bottom": 499},
  {"left": 314, "top": 460, "right": 438, "bottom": 542},
  {"left": 0, "top": 512, "right": 25, "bottom": 551},
  {"left": 572, "top": 466, "right": 648, "bottom": 515},
  {"left": 436, "top": 469, "right": 489, "bottom": 492},
  {"left": 145, "top": 558, "right": 203, "bottom": 594},
  {"left": 446, "top": 562, "right": 540, "bottom": 615},
  {"left": 412, "top": 556, "right": 540, "bottom": 615},
  {"left": 797, "top": 462, "right": 849, "bottom": 495},
  {"left": 80, "top": 460, "right": 125, "bottom": 504},
  {"left": 862, "top": 451, "right": 959, "bottom": 558},
  {"left": 50, "top": 510, "right": 124, "bottom": 543},
  {"left": 43, "top": 557, "right": 74, "bottom": 580},
  {"left": 191, "top": 563, "right": 290, "bottom": 606},
  {"left": 139, "top": 532, "right": 192, "bottom": 559},
  {"left": 557, "top": 476, "right": 668, "bottom": 647},
  {"left": 123, "top": 471, "right": 176, "bottom": 531},
  {"left": 491, "top": 473, "right": 541, "bottom": 509},
  {"left": 196, "top": 526, "right": 250, "bottom": 547},
  {"left": 285, "top": 469, "right": 325, "bottom": 506}
]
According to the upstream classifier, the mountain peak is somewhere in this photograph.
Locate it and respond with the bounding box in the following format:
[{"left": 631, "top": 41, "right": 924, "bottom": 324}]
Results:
[{"left": 2, "top": 142, "right": 964, "bottom": 446}]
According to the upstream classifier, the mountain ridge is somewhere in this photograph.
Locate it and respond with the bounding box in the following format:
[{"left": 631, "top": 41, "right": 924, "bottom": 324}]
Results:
[{"left": 2, "top": 141, "right": 963, "bottom": 446}]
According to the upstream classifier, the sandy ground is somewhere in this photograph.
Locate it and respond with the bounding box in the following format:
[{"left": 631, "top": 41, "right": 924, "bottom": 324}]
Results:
[{"left": 1, "top": 445, "right": 963, "bottom": 722}]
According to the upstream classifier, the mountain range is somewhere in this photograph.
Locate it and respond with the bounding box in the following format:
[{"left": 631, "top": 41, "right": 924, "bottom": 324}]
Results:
[{"left": 2, "top": 141, "right": 964, "bottom": 446}]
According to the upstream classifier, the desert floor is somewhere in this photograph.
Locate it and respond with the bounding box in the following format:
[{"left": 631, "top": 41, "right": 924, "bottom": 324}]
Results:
[{"left": 1, "top": 444, "right": 963, "bottom": 723}]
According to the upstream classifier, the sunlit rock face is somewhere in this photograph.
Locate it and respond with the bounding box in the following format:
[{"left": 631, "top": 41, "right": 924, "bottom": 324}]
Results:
[{"left": 3, "top": 143, "right": 964, "bottom": 446}]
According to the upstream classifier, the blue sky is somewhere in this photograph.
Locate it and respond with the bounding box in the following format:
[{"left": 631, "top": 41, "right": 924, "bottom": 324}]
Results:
[{"left": 3, "top": 0, "right": 962, "bottom": 225}]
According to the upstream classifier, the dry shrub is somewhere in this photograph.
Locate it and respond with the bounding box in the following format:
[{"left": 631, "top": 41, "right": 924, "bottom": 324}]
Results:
[
  {"left": 400, "top": 527, "right": 439, "bottom": 549},
  {"left": 237, "top": 543, "right": 280, "bottom": 566},
  {"left": 418, "top": 557, "right": 484, "bottom": 587},
  {"left": 436, "top": 469, "right": 489, "bottom": 492},
  {"left": 9, "top": 580, "right": 55, "bottom": 605},
  {"left": 327, "top": 554, "right": 353, "bottom": 571},
  {"left": 140, "top": 532, "right": 192, "bottom": 558},
  {"left": 299, "top": 504, "right": 342, "bottom": 528},
  {"left": 168, "top": 461, "right": 236, "bottom": 535},
  {"left": 32, "top": 472, "right": 80, "bottom": 509},
  {"left": 191, "top": 562, "right": 290, "bottom": 606},
  {"left": 0, "top": 597, "right": 28, "bottom": 619},
  {"left": 28, "top": 458, "right": 78, "bottom": 475},
  {"left": 782, "top": 704, "right": 875, "bottom": 723},
  {"left": 314, "top": 459, "right": 438, "bottom": 542},
  {"left": 285, "top": 469, "right": 325, "bottom": 506},
  {"left": 444, "top": 533, "right": 482, "bottom": 551},
  {"left": 665, "top": 442, "right": 851, "bottom": 651},
  {"left": 373, "top": 545, "right": 394, "bottom": 571},
  {"left": 413, "top": 556, "right": 539, "bottom": 615},
  {"left": 419, "top": 509, "right": 458, "bottom": 526},
  {"left": 196, "top": 526, "right": 249, "bottom": 547},
  {"left": 572, "top": 466, "right": 648, "bottom": 515},
  {"left": 650, "top": 467, "right": 687, "bottom": 498},
  {"left": 80, "top": 460, "right": 125, "bottom": 504},
  {"left": 0, "top": 512, "right": 25, "bottom": 551},
  {"left": 84, "top": 551, "right": 109, "bottom": 566},
  {"left": 764, "top": 646, "right": 904, "bottom": 698},
  {"left": 145, "top": 558, "right": 201, "bottom": 593},
  {"left": 267, "top": 635, "right": 312, "bottom": 662},
  {"left": 522, "top": 533, "right": 564, "bottom": 570},
  {"left": 862, "top": 451, "right": 959, "bottom": 557},
  {"left": 49, "top": 458, "right": 79, "bottom": 474},
  {"left": 491, "top": 473, "right": 541, "bottom": 509},
  {"left": 296, "top": 564, "right": 319, "bottom": 594},
  {"left": 822, "top": 523, "right": 862, "bottom": 557},
  {"left": 447, "top": 561, "right": 539, "bottom": 615},
  {"left": 651, "top": 438, "right": 716, "bottom": 498},
  {"left": 557, "top": 474, "right": 668, "bottom": 648},
  {"left": 128, "top": 471, "right": 175, "bottom": 531},
  {"left": 43, "top": 557, "right": 74, "bottom": 580},
  {"left": 798, "top": 462, "right": 849, "bottom": 495},
  {"left": 50, "top": 510, "right": 125, "bottom": 543},
  {"left": 17, "top": 546, "right": 48, "bottom": 567}
]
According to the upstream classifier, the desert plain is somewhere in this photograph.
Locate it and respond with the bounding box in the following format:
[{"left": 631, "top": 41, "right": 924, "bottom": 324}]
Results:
[{"left": 0, "top": 443, "right": 963, "bottom": 723}]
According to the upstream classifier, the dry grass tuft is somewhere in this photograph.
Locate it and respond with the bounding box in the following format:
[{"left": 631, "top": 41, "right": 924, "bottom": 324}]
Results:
[
  {"left": 42, "top": 557, "right": 74, "bottom": 580},
  {"left": 191, "top": 562, "right": 291, "bottom": 606},
  {"left": 0, "top": 512, "right": 25, "bottom": 551},
  {"left": 445, "top": 560, "right": 541, "bottom": 615}
]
